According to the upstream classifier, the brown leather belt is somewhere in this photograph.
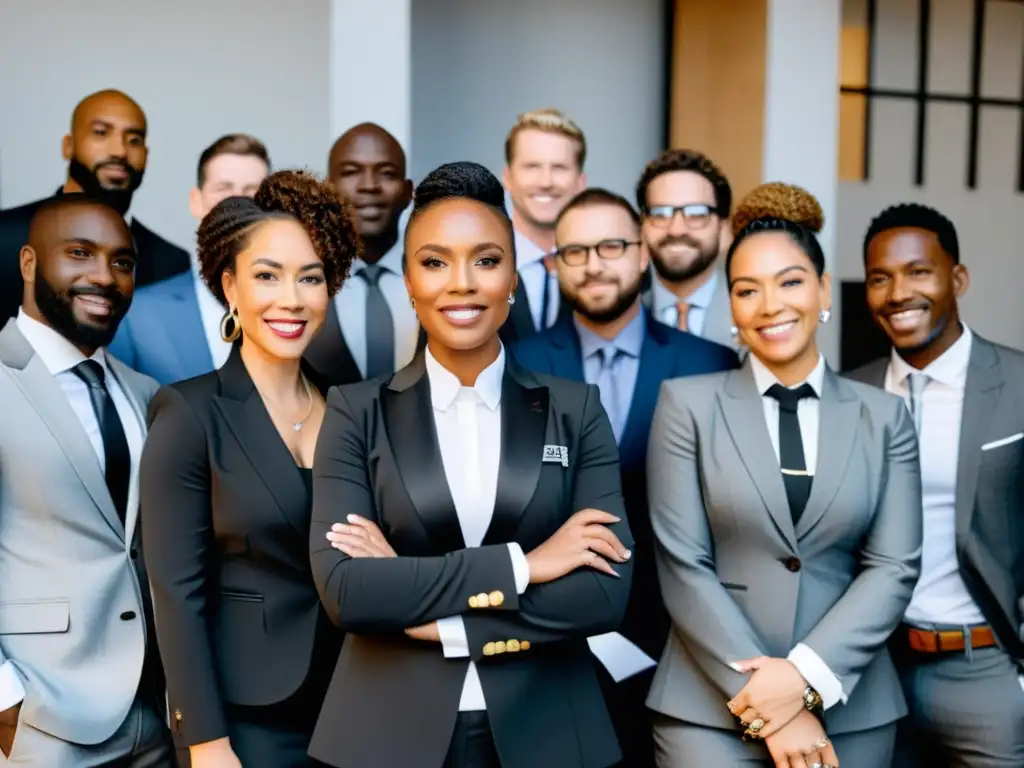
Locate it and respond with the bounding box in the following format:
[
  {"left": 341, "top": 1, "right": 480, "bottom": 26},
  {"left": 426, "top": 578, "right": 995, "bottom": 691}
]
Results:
[{"left": 900, "top": 624, "right": 998, "bottom": 653}]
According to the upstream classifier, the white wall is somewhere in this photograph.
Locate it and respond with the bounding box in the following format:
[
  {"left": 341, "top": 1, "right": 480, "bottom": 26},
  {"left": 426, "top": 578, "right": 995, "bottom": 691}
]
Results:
[
  {"left": 409, "top": 0, "right": 666, "bottom": 197},
  {"left": 0, "top": 0, "right": 331, "bottom": 253},
  {"left": 838, "top": 0, "right": 1024, "bottom": 348}
]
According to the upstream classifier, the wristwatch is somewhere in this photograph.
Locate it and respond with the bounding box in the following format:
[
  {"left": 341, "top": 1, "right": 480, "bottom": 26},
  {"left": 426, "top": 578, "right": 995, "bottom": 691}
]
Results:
[{"left": 803, "top": 685, "right": 823, "bottom": 711}]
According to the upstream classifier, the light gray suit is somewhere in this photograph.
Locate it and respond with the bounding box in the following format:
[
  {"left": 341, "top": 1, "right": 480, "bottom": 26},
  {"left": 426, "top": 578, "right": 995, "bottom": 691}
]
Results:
[
  {"left": 0, "top": 320, "right": 167, "bottom": 766},
  {"left": 849, "top": 334, "right": 1024, "bottom": 767},
  {"left": 646, "top": 361, "right": 922, "bottom": 766}
]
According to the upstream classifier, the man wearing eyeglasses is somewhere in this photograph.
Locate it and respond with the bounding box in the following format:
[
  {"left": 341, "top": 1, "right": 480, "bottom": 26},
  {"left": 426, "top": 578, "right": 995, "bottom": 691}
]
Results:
[
  {"left": 637, "top": 149, "right": 739, "bottom": 349},
  {"left": 514, "top": 187, "right": 739, "bottom": 768}
]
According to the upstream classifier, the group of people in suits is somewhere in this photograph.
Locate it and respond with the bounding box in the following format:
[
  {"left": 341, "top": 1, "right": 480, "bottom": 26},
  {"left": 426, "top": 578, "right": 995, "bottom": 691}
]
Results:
[{"left": 0, "top": 87, "right": 1021, "bottom": 768}]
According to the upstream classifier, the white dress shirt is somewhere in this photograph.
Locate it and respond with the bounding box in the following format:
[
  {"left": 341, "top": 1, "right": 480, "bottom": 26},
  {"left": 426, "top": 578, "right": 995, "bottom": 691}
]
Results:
[
  {"left": 192, "top": 265, "right": 233, "bottom": 368},
  {"left": 0, "top": 310, "right": 145, "bottom": 710},
  {"left": 748, "top": 354, "right": 847, "bottom": 709},
  {"left": 513, "top": 229, "right": 559, "bottom": 331},
  {"left": 425, "top": 345, "right": 530, "bottom": 711},
  {"left": 333, "top": 242, "right": 419, "bottom": 377},
  {"left": 884, "top": 327, "right": 985, "bottom": 627},
  {"left": 651, "top": 270, "right": 719, "bottom": 337}
]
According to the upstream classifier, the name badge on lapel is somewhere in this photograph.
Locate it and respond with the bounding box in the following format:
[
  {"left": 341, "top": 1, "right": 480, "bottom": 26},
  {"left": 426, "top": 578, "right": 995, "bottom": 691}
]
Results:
[{"left": 543, "top": 445, "right": 569, "bottom": 468}]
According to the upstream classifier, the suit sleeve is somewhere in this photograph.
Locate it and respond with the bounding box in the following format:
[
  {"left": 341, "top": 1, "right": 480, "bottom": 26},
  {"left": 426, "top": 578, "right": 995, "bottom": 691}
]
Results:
[
  {"left": 461, "top": 384, "right": 634, "bottom": 661},
  {"left": 140, "top": 386, "right": 227, "bottom": 747},
  {"left": 798, "top": 399, "right": 922, "bottom": 695},
  {"left": 647, "top": 381, "right": 771, "bottom": 698},
  {"left": 310, "top": 387, "right": 520, "bottom": 634}
]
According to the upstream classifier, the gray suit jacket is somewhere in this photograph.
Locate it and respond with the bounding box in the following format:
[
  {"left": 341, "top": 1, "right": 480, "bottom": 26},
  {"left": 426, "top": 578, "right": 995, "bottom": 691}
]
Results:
[
  {"left": 0, "top": 320, "right": 160, "bottom": 745},
  {"left": 848, "top": 334, "right": 1024, "bottom": 659},
  {"left": 646, "top": 362, "right": 922, "bottom": 735},
  {"left": 641, "top": 267, "right": 740, "bottom": 351}
]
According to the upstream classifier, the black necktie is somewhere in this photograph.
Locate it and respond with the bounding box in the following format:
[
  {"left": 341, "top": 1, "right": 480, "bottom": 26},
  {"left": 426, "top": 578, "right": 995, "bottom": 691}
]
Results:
[
  {"left": 359, "top": 264, "right": 394, "bottom": 378},
  {"left": 73, "top": 360, "right": 130, "bottom": 526},
  {"left": 765, "top": 382, "right": 817, "bottom": 524}
]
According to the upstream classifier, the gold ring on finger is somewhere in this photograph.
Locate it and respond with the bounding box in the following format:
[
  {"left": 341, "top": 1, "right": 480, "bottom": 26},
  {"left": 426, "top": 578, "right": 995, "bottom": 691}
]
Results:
[
  {"left": 814, "top": 737, "right": 830, "bottom": 749},
  {"left": 748, "top": 718, "right": 764, "bottom": 733}
]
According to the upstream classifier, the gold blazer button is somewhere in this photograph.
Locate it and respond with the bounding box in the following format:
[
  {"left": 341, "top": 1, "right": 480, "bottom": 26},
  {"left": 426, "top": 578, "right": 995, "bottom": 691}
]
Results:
[
  {"left": 488, "top": 590, "right": 504, "bottom": 607},
  {"left": 506, "top": 639, "right": 521, "bottom": 652},
  {"left": 521, "top": 641, "right": 531, "bottom": 651},
  {"left": 468, "top": 595, "right": 479, "bottom": 609},
  {"left": 475, "top": 592, "right": 490, "bottom": 608},
  {"left": 483, "top": 642, "right": 496, "bottom": 656},
  {"left": 494, "top": 641, "right": 507, "bottom": 654}
]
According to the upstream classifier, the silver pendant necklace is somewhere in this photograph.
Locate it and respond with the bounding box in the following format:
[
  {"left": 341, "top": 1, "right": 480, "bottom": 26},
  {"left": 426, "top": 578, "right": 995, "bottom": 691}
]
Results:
[{"left": 292, "top": 375, "right": 314, "bottom": 431}]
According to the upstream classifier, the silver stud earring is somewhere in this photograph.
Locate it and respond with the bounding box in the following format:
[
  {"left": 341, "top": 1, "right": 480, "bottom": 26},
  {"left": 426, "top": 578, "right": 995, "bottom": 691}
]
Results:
[
  {"left": 730, "top": 325, "right": 738, "bottom": 337},
  {"left": 409, "top": 298, "right": 416, "bottom": 309},
  {"left": 819, "top": 309, "right": 831, "bottom": 324},
  {"left": 508, "top": 294, "right": 516, "bottom": 306}
]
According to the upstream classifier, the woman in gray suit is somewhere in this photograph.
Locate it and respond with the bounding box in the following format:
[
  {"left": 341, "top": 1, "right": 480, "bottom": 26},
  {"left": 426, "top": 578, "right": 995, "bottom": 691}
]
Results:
[{"left": 646, "top": 183, "right": 923, "bottom": 768}]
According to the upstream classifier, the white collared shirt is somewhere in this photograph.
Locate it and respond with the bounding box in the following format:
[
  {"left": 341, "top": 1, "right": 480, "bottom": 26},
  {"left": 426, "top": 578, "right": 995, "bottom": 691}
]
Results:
[
  {"left": 513, "top": 229, "right": 559, "bottom": 331},
  {"left": 884, "top": 326, "right": 984, "bottom": 626},
  {"left": 333, "top": 242, "right": 419, "bottom": 377},
  {"left": 0, "top": 310, "right": 145, "bottom": 710},
  {"left": 192, "top": 264, "right": 233, "bottom": 368},
  {"left": 652, "top": 269, "right": 720, "bottom": 337},
  {"left": 747, "top": 353, "right": 847, "bottom": 710},
  {"left": 425, "top": 345, "right": 530, "bottom": 711}
]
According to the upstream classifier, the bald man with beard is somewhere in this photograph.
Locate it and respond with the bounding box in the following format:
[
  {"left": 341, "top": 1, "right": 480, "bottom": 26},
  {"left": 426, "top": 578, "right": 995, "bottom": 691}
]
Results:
[
  {"left": 304, "top": 122, "right": 417, "bottom": 384},
  {"left": 0, "top": 89, "right": 190, "bottom": 323}
]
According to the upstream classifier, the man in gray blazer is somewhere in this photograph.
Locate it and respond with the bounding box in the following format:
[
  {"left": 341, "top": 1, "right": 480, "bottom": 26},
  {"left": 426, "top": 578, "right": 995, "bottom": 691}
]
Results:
[
  {"left": 848, "top": 203, "right": 1024, "bottom": 767},
  {"left": 636, "top": 148, "right": 738, "bottom": 350},
  {"left": 0, "top": 195, "right": 171, "bottom": 765}
]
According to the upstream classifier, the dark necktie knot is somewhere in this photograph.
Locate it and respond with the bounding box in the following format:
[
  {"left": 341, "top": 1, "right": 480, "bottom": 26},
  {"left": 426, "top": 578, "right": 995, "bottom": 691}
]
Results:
[
  {"left": 73, "top": 359, "right": 107, "bottom": 389},
  {"left": 359, "top": 264, "right": 386, "bottom": 287},
  {"left": 765, "top": 382, "right": 817, "bottom": 413}
]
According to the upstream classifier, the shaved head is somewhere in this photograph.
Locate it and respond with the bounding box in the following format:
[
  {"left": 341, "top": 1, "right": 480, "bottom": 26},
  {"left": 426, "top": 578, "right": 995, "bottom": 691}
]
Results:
[
  {"left": 63, "top": 89, "right": 148, "bottom": 215},
  {"left": 327, "top": 123, "right": 412, "bottom": 260}
]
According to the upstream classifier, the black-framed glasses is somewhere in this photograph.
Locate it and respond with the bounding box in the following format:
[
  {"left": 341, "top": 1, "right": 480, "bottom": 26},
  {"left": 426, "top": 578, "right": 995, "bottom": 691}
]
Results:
[
  {"left": 644, "top": 203, "right": 718, "bottom": 230},
  {"left": 554, "top": 239, "right": 640, "bottom": 267}
]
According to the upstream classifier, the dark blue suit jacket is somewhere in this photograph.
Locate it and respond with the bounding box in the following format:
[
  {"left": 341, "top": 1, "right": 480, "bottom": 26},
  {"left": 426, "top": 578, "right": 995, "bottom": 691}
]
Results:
[
  {"left": 109, "top": 271, "right": 214, "bottom": 385},
  {"left": 513, "top": 309, "right": 739, "bottom": 658}
]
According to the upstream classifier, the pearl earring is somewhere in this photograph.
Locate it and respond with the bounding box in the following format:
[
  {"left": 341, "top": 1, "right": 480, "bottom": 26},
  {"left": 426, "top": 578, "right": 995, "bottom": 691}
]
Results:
[
  {"left": 730, "top": 325, "right": 738, "bottom": 337},
  {"left": 508, "top": 294, "right": 516, "bottom": 306},
  {"left": 819, "top": 309, "right": 831, "bottom": 324}
]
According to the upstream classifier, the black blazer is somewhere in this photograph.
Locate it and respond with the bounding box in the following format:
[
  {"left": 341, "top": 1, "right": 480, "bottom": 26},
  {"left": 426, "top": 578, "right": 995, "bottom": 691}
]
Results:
[
  {"left": 0, "top": 191, "right": 191, "bottom": 321},
  {"left": 497, "top": 278, "right": 573, "bottom": 346},
  {"left": 308, "top": 351, "right": 634, "bottom": 768},
  {"left": 140, "top": 345, "right": 340, "bottom": 748},
  {"left": 513, "top": 311, "right": 740, "bottom": 658}
]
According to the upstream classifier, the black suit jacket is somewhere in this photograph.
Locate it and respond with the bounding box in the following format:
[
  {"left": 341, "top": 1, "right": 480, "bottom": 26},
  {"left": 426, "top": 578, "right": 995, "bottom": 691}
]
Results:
[
  {"left": 140, "top": 344, "right": 341, "bottom": 748},
  {"left": 513, "top": 311, "right": 740, "bottom": 658},
  {"left": 848, "top": 333, "right": 1024, "bottom": 659},
  {"left": 497, "top": 278, "right": 573, "bottom": 346},
  {"left": 309, "top": 351, "right": 634, "bottom": 768},
  {"left": 0, "top": 192, "right": 190, "bottom": 321}
]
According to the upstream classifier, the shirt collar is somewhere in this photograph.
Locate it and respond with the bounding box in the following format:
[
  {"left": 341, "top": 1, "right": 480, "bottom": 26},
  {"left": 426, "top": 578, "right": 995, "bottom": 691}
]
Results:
[
  {"left": 575, "top": 308, "right": 645, "bottom": 361},
  {"left": 513, "top": 229, "right": 549, "bottom": 268},
  {"left": 353, "top": 239, "right": 404, "bottom": 275},
  {"left": 652, "top": 270, "right": 719, "bottom": 314},
  {"left": 888, "top": 324, "right": 972, "bottom": 388},
  {"left": 749, "top": 352, "right": 826, "bottom": 397},
  {"left": 16, "top": 308, "right": 107, "bottom": 376},
  {"left": 424, "top": 344, "right": 505, "bottom": 412}
]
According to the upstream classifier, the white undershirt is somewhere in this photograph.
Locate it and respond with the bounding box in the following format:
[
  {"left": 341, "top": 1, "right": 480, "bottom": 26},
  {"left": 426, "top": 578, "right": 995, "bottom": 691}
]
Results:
[{"left": 425, "top": 345, "right": 530, "bottom": 711}]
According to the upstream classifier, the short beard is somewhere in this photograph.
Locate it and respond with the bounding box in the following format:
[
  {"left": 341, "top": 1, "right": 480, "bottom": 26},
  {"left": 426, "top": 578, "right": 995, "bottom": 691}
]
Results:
[
  {"left": 67, "top": 158, "right": 143, "bottom": 217},
  {"left": 648, "top": 237, "right": 719, "bottom": 283},
  {"left": 34, "top": 274, "right": 128, "bottom": 350},
  {"left": 563, "top": 277, "right": 643, "bottom": 325}
]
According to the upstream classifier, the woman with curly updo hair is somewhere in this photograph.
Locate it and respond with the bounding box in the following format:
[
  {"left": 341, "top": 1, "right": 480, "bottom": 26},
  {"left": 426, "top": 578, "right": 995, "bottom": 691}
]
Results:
[
  {"left": 646, "top": 183, "right": 922, "bottom": 768},
  {"left": 140, "top": 170, "right": 359, "bottom": 767}
]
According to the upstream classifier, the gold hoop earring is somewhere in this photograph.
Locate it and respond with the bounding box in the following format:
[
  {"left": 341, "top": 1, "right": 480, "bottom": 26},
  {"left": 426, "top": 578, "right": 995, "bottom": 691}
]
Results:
[{"left": 220, "top": 308, "right": 241, "bottom": 342}]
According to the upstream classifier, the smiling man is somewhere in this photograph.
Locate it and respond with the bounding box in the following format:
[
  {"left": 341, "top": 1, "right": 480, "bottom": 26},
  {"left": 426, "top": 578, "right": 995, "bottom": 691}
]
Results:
[
  {"left": 0, "top": 89, "right": 190, "bottom": 323},
  {"left": 305, "top": 122, "right": 415, "bottom": 383},
  {"left": 0, "top": 194, "right": 171, "bottom": 766},
  {"left": 848, "top": 203, "right": 1024, "bottom": 767},
  {"left": 500, "top": 108, "right": 587, "bottom": 342}
]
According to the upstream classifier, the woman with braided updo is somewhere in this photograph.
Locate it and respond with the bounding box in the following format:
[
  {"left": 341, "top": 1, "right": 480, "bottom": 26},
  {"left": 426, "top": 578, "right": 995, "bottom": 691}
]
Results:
[
  {"left": 646, "top": 183, "right": 923, "bottom": 768},
  {"left": 140, "top": 170, "right": 359, "bottom": 767}
]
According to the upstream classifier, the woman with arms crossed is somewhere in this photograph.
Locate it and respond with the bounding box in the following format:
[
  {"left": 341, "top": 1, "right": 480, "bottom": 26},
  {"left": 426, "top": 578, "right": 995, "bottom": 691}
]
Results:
[
  {"left": 140, "top": 171, "right": 359, "bottom": 767},
  {"left": 308, "top": 162, "right": 634, "bottom": 768},
  {"left": 646, "top": 184, "right": 923, "bottom": 768}
]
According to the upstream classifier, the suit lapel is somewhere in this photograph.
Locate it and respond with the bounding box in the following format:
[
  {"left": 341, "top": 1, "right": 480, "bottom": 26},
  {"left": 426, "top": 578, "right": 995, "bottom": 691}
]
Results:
[
  {"left": 546, "top": 315, "right": 585, "bottom": 382},
  {"left": 305, "top": 302, "right": 362, "bottom": 385},
  {"left": 213, "top": 346, "right": 309, "bottom": 539},
  {"left": 483, "top": 362, "right": 549, "bottom": 545},
  {"left": 167, "top": 277, "right": 213, "bottom": 375},
  {"left": 382, "top": 354, "right": 466, "bottom": 552},
  {"left": 797, "top": 370, "right": 859, "bottom": 538},
  {"left": 702, "top": 274, "right": 736, "bottom": 348},
  {"left": 955, "top": 337, "right": 1002, "bottom": 544},
  {"left": 0, "top": 322, "right": 123, "bottom": 539},
  {"left": 618, "top": 318, "right": 673, "bottom": 463},
  {"left": 720, "top": 365, "right": 797, "bottom": 550},
  {"left": 508, "top": 281, "right": 536, "bottom": 341},
  {"left": 105, "top": 356, "right": 149, "bottom": 545}
]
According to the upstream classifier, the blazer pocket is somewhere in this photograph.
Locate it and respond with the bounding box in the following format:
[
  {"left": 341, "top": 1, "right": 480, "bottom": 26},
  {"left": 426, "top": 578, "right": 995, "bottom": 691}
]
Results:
[
  {"left": 0, "top": 598, "right": 70, "bottom": 635},
  {"left": 982, "top": 433, "right": 1024, "bottom": 451},
  {"left": 719, "top": 582, "right": 748, "bottom": 592},
  {"left": 217, "top": 590, "right": 264, "bottom": 604}
]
